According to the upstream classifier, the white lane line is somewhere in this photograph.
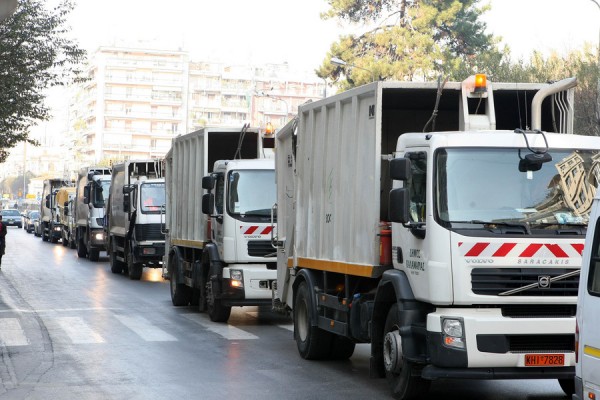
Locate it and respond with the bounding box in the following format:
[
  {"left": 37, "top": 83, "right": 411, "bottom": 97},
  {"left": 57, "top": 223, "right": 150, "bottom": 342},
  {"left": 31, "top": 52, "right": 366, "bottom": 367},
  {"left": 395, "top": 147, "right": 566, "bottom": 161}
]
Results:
[
  {"left": 114, "top": 315, "right": 177, "bottom": 342},
  {"left": 0, "top": 318, "right": 29, "bottom": 346},
  {"left": 181, "top": 314, "right": 258, "bottom": 340},
  {"left": 55, "top": 317, "right": 105, "bottom": 344}
]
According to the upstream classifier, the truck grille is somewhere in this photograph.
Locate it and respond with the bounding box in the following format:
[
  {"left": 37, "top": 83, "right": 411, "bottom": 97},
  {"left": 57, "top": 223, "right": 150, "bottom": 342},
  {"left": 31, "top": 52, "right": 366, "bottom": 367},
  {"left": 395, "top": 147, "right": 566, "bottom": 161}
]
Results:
[
  {"left": 501, "top": 304, "right": 576, "bottom": 318},
  {"left": 247, "top": 240, "right": 276, "bottom": 257},
  {"left": 477, "top": 334, "right": 575, "bottom": 353},
  {"left": 471, "top": 268, "right": 579, "bottom": 296},
  {"left": 134, "top": 224, "right": 165, "bottom": 241}
]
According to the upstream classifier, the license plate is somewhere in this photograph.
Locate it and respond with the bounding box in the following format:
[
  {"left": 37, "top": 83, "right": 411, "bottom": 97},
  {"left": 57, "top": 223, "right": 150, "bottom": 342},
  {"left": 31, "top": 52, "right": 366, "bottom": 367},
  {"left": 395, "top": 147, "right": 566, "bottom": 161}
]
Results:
[{"left": 524, "top": 354, "right": 565, "bottom": 366}]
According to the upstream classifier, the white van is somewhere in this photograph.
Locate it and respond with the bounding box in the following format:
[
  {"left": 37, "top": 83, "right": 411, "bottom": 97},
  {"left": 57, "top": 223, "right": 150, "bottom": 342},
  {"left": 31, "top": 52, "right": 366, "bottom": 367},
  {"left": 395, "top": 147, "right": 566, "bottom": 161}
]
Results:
[{"left": 574, "top": 196, "right": 600, "bottom": 400}]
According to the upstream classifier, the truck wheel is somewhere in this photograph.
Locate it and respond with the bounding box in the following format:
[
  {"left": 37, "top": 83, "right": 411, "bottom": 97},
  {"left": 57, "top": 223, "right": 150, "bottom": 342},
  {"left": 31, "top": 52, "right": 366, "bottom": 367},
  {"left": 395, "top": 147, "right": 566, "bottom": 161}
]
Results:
[
  {"left": 383, "top": 304, "right": 430, "bottom": 400},
  {"left": 69, "top": 237, "right": 76, "bottom": 249},
  {"left": 42, "top": 227, "right": 48, "bottom": 242},
  {"left": 126, "top": 245, "right": 143, "bottom": 280},
  {"left": 109, "top": 244, "right": 125, "bottom": 274},
  {"left": 330, "top": 335, "right": 356, "bottom": 360},
  {"left": 294, "top": 281, "right": 333, "bottom": 359},
  {"left": 77, "top": 236, "right": 87, "bottom": 258},
  {"left": 88, "top": 249, "right": 100, "bottom": 262},
  {"left": 169, "top": 253, "right": 191, "bottom": 306},
  {"left": 558, "top": 378, "right": 575, "bottom": 396},
  {"left": 62, "top": 234, "right": 68, "bottom": 247},
  {"left": 206, "top": 273, "right": 231, "bottom": 322}
]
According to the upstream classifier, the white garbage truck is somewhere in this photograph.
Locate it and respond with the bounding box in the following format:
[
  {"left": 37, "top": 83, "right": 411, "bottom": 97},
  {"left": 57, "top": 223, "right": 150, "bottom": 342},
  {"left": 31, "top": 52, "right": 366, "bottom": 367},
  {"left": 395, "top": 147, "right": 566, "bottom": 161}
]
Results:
[
  {"left": 163, "top": 126, "right": 277, "bottom": 322},
  {"left": 40, "top": 178, "right": 74, "bottom": 243},
  {"left": 106, "top": 160, "right": 165, "bottom": 280},
  {"left": 75, "top": 166, "right": 112, "bottom": 261},
  {"left": 272, "top": 75, "right": 600, "bottom": 399}
]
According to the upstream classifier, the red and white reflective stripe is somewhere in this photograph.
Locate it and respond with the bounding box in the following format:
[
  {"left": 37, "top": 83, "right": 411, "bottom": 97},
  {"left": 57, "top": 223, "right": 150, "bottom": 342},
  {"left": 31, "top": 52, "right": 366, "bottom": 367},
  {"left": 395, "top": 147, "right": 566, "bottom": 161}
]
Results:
[
  {"left": 458, "top": 242, "right": 584, "bottom": 258},
  {"left": 240, "top": 226, "right": 273, "bottom": 235}
]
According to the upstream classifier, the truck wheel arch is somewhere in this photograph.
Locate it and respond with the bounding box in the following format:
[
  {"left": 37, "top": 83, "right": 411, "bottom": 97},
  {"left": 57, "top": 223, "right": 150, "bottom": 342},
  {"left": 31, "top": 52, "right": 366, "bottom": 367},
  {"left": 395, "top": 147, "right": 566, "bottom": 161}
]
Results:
[
  {"left": 371, "top": 269, "right": 431, "bottom": 378},
  {"left": 292, "top": 268, "right": 321, "bottom": 327}
]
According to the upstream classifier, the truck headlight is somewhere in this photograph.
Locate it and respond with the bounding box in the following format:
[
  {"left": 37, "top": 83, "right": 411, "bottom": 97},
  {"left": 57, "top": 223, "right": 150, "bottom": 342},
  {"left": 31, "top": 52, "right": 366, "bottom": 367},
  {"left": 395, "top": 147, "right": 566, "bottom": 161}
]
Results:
[
  {"left": 442, "top": 318, "right": 465, "bottom": 349},
  {"left": 54, "top": 226, "right": 61, "bottom": 232},
  {"left": 230, "top": 269, "right": 243, "bottom": 288},
  {"left": 94, "top": 232, "right": 104, "bottom": 241}
]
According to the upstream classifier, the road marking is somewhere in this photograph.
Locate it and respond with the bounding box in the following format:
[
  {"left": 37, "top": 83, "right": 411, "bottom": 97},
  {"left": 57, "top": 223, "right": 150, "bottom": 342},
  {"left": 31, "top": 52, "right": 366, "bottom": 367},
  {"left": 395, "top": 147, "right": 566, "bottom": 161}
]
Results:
[
  {"left": 114, "top": 315, "right": 177, "bottom": 342},
  {"left": 55, "top": 317, "right": 105, "bottom": 344},
  {"left": 0, "top": 318, "right": 29, "bottom": 346},
  {"left": 181, "top": 314, "right": 259, "bottom": 340}
]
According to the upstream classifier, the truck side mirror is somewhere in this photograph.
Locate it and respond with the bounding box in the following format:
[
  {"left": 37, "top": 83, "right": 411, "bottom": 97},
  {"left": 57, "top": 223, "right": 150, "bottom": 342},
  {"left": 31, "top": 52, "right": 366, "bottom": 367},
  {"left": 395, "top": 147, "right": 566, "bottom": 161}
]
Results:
[
  {"left": 390, "top": 158, "right": 411, "bottom": 181},
  {"left": 123, "top": 192, "right": 131, "bottom": 213},
  {"left": 202, "top": 193, "right": 214, "bottom": 215},
  {"left": 83, "top": 186, "right": 90, "bottom": 204},
  {"left": 202, "top": 175, "right": 215, "bottom": 190},
  {"left": 389, "top": 188, "right": 410, "bottom": 223}
]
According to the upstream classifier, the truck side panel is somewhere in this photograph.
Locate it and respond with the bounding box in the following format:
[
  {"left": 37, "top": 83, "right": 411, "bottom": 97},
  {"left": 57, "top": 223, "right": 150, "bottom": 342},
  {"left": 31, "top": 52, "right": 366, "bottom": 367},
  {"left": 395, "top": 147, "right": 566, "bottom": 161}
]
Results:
[{"left": 296, "top": 86, "right": 381, "bottom": 269}]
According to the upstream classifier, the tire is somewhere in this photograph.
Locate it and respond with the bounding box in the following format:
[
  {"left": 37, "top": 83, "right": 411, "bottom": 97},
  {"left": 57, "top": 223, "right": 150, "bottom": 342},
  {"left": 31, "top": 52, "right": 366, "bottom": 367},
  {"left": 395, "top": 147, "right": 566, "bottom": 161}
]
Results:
[
  {"left": 88, "top": 248, "right": 100, "bottom": 262},
  {"left": 42, "top": 226, "right": 48, "bottom": 242},
  {"left": 293, "top": 281, "right": 333, "bottom": 359},
  {"left": 62, "top": 233, "right": 68, "bottom": 247},
  {"left": 77, "top": 235, "right": 87, "bottom": 258},
  {"left": 109, "top": 244, "right": 125, "bottom": 274},
  {"left": 69, "top": 237, "right": 76, "bottom": 250},
  {"left": 383, "top": 304, "right": 430, "bottom": 400},
  {"left": 558, "top": 378, "right": 575, "bottom": 396},
  {"left": 127, "top": 244, "right": 143, "bottom": 280},
  {"left": 169, "top": 253, "right": 191, "bottom": 306},
  {"left": 206, "top": 264, "right": 232, "bottom": 322}
]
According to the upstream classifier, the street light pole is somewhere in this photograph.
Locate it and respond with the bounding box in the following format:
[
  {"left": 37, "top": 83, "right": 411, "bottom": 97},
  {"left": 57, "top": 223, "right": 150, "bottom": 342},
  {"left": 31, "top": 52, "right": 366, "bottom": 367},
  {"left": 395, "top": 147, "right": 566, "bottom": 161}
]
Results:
[
  {"left": 330, "top": 57, "right": 376, "bottom": 83},
  {"left": 592, "top": 0, "right": 600, "bottom": 131}
]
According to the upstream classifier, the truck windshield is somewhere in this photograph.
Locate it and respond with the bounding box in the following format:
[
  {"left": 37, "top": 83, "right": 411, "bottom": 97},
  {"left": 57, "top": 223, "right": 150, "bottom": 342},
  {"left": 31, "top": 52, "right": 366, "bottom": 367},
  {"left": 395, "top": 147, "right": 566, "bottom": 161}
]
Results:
[
  {"left": 436, "top": 148, "right": 600, "bottom": 229},
  {"left": 140, "top": 182, "right": 165, "bottom": 214},
  {"left": 92, "top": 180, "right": 111, "bottom": 208},
  {"left": 227, "top": 170, "right": 275, "bottom": 219}
]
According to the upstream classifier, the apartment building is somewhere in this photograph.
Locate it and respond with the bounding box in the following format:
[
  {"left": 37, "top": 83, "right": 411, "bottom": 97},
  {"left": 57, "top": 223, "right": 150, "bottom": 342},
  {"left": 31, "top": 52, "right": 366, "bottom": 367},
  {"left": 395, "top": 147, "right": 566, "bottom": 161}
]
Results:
[{"left": 66, "top": 46, "right": 326, "bottom": 166}]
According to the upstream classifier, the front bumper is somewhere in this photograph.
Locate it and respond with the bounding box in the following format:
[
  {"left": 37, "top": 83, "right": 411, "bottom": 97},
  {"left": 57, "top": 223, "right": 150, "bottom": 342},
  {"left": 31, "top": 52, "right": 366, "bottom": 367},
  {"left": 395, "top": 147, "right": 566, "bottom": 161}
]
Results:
[
  {"left": 132, "top": 241, "right": 165, "bottom": 266},
  {"left": 425, "top": 307, "right": 575, "bottom": 379},
  {"left": 217, "top": 265, "right": 276, "bottom": 306}
]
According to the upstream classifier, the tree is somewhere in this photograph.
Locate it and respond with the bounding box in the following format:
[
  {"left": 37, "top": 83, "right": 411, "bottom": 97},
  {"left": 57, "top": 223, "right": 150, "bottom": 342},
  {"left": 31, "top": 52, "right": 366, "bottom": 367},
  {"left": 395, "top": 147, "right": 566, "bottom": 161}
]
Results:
[
  {"left": 317, "top": 0, "right": 499, "bottom": 89},
  {"left": 0, "top": 0, "right": 86, "bottom": 163}
]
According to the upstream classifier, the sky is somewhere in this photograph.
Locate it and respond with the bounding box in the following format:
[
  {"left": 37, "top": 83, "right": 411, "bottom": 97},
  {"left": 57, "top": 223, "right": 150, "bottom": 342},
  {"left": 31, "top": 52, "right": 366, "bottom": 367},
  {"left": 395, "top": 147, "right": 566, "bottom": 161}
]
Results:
[{"left": 64, "top": 0, "right": 600, "bottom": 71}]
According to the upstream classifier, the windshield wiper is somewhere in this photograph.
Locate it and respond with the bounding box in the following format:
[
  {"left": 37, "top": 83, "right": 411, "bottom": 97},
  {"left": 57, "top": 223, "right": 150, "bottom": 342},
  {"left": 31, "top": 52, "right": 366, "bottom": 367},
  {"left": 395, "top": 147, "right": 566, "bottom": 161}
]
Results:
[
  {"left": 242, "top": 209, "right": 272, "bottom": 217},
  {"left": 450, "top": 220, "right": 531, "bottom": 234}
]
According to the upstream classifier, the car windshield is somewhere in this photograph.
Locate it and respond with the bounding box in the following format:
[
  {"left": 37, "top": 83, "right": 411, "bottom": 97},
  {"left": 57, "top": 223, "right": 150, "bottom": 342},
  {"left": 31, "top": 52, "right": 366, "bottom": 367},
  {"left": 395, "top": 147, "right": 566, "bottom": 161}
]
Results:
[
  {"left": 436, "top": 148, "right": 600, "bottom": 229},
  {"left": 30, "top": 212, "right": 40, "bottom": 219},
  {"left": 2, "top": 209, "right": 20, "bottom": 216}
]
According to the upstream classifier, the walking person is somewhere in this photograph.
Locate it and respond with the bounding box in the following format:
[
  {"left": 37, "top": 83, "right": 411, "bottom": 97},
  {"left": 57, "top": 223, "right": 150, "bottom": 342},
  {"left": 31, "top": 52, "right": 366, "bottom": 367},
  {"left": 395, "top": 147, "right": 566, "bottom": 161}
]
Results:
[{"left": 0, "top": 215, "right": 6, "bottom": 269}]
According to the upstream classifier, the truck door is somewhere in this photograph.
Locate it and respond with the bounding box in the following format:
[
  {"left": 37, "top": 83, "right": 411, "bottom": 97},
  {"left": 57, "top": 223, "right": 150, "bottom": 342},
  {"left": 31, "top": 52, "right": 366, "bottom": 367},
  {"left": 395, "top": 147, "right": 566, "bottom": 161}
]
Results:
[
  {"left": 213, "top": 173, "right": 225, "bottom": 258},
  {"left": 579, "top": 213, "right": 600, "bottom": 398}
]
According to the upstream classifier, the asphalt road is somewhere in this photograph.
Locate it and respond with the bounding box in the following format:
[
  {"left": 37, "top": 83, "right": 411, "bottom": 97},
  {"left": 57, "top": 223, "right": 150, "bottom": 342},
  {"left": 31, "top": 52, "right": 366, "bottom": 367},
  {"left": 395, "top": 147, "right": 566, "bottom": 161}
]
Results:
[{"left": 0, "top": 227, "right": 572, "bottom": 400}]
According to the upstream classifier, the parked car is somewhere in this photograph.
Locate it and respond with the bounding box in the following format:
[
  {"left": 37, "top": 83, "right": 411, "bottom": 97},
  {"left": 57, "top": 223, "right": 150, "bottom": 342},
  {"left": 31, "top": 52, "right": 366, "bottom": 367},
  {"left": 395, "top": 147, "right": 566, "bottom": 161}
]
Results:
[
  {"left": 1, "top": 209, "right": 22, "bottom": 228},
  {"left": 25, "top": 211, "right": 40, "bottom": 233},
  {"left": 33, "top": 215, "right": 42, "bottom": 237}
]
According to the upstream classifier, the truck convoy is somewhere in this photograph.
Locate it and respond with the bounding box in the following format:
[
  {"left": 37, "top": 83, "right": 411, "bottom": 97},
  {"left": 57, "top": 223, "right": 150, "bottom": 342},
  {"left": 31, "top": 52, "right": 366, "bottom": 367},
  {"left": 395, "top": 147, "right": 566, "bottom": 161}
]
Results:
[
  {"left": 574, "top": 192, "right": 600, "bottom": 400},
  {"left": 106, "top": 160, "right": 165, "bottom": 280},
  {"left": 272, "top": 75, "right": 600, "bottom": 399},
  {"left": 40, "top": 178, "right": 74, "bottom": 243},
  {"left": 75, "top": 166, "right": 112, "bottom": 261},
  {"left": 163, "top": 126, "right": 277, "bottom": 322}
]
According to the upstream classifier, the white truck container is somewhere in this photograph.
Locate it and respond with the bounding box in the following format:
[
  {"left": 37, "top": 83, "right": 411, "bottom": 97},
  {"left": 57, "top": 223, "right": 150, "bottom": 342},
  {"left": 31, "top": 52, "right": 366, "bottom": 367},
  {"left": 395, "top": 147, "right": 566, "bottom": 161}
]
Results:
[
  {"left": 574, "top": 192, "right": 600, "bottom": 400},
  {"left": 74, "top": 167, "right": 112, "bottom": 261},
  {"left": 163, "top": 126, "right": 277, "bottom": 322},
  {"left": 40, "top": 178, "right": 74, "bottom": 243},
  {"left": 106, "top": 160, "right": 165, "bottom": 280},
  {"left": 273, "top": 75, "right": 600, "bottom": 399}
]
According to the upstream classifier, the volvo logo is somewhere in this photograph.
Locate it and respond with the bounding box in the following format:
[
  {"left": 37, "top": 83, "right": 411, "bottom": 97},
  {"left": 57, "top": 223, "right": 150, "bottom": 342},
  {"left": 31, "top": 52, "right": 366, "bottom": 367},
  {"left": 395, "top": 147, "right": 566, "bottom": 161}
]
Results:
[{"left": 538, "top": 275, "right": 551, "bottom": 289}]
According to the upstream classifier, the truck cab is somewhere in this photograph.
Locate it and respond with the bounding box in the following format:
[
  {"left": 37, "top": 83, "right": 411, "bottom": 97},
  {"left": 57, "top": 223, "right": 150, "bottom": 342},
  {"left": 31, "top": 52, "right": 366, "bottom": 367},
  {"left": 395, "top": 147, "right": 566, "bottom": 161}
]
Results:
[{"left": 200, "top": 158, "right": 277, "bottom": 321}]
